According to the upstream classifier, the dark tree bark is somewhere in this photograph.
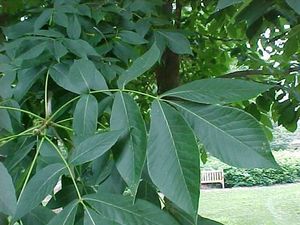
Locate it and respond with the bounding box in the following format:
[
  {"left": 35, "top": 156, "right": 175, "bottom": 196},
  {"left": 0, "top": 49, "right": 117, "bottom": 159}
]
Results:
[
  {"left": 155, "top": 0, "right": 181, "bottom": 94},
  {"left": 156, "top": 49, "right": 180, "bottom": 94}
]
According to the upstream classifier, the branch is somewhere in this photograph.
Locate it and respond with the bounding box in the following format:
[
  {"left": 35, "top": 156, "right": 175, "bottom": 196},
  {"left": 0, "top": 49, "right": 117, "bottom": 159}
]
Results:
[
  {"left": 202, "top": 34, "right": 244, "bottom": 42},
  {"left": 267, "top": 31, "right": 289, "bottom": 44},
  {"left": 175, "top": 0, "right": 182, "bottom": 28},
  {"left": 221, "top": 67, "right": 300, "bottom": 78},
  {"left": 221, "top": 70, "right": 271, "bottom": 78}
]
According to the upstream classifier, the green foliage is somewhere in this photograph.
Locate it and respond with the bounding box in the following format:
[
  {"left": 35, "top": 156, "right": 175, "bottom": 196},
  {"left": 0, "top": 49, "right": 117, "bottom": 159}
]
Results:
[
  {"left": 117, "top": 43, "right": 160, "bottom": 88},
  {"left": 224, "top": 164, "right": 300, "bottom": 187},
  {"left": 175, "top": 102, "right": 277, "bottom": 168},
  {"left": 148, "top": 100, "right": 200, "bottom": 220},
  {"left": 110, "top": 92, "right": 147, "bottom": 196},
  {"left": 162, "top": 79, "right": 273, "bottom": 105},
  {"left": 286, "top": 0, "right": 300, "bottom": 15},
  {"left": 70, "top": 130, "right": 123, "bottom": 165},
  {"left": 15, "top": 163, "right": 66, "bottom": 219},
  {"left": 47, "top": 201, "right": 78, "bottom": 225},
  {"left": 0, "top": 0, "right": 300, "bottom": 224},
  {"left": 83, "top": 193, "right": 180, "bottom": 225},
  {"left": 0, "top": 162, "right": 17, "bottom": 216}
]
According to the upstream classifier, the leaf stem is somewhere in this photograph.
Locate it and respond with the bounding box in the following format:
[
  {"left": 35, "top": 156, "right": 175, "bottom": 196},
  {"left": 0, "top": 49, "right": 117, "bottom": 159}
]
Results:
[
  {"left": 55, "top": 118, "right": 73, "bottom": 124},
  {"left": 0, "top": 126, "right": 37, "bottom": 143},
  {"left": 44, "top": 136, "right": 83, "bottom": 202},
  {"left": 17, "top": 136, "right": 45, "bottom": 203},
  {"left": 0, "top": 106, "right": 43, "bottom": 120},
  {"left": 48, "top": 96, "right": 81, "bottom": 121},
  {"left": 51, "top": 122, "right": 73, "bottom": 132},
  {"left": 122, "top": 89, "right": 157, "bottom": 99},
  {"left": 90, "top": 88, "right": 157, "bottom": 99},
  {"left": 49, "top": 89, "right": 157, "bottom": 124},
  {"left": 44, "top": 69, "right": 50, "bottom": 118}
]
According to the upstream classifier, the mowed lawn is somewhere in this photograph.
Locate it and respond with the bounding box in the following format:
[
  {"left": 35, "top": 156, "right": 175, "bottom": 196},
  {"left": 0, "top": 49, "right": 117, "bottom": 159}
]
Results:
[{"left": 199, "top": 183, "right": 300, "bottom": 225}]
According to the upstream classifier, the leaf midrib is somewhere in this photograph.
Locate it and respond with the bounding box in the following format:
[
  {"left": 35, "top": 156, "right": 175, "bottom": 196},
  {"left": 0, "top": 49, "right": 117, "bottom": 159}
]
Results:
[
  {"left": 163, "top": 87, "right": 264, "bottom": 98},
  {"left": 78, "top": 67, "right": 90, "bottom": 91},
  {"left": 82, "top": 95, "right": 89, "bottom": 135},
  {"left": 61, "top": 203, "right": 77, "bottom": 225},
  {"left": 18, "top": 165, "right": 65, "bottom": 205},
  {"left": 85, "top": 208, "right": 96, "bottom": 225},
  {"left": 120, "top": 93, "right": 136, "bottom": 187},
  {"left": 157, "top": 101, "right": 193, "bottom": 209},
  {"left": 84, "top": 197, "right": 161, "bottom": 225},
  {"left": 71, "top": 132, "right": 119, "bottom": 163},
  {"left": 173, "top": 102, "right": 263, "bottom": 155}
]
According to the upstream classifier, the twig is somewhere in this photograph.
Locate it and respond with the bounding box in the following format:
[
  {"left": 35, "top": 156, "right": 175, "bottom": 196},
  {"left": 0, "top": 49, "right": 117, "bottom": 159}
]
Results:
[{"left": 221, "top": 67, "right": 300, "bottom": 78}]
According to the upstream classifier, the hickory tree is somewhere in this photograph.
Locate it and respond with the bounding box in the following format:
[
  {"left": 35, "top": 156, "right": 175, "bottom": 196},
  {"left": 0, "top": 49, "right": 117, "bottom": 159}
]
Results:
[{"left": 0, "top": 0, "right": 300, "bottom": 224}]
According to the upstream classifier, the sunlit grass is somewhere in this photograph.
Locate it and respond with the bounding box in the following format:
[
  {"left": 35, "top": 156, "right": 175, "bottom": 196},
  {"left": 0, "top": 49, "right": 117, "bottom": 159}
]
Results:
[{"left": 199, "top": 183, "right": 300, "bottom": 225}]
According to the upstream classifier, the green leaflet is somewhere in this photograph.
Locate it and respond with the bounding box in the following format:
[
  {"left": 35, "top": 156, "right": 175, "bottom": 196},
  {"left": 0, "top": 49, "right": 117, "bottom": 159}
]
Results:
[
  {"left": 136, "top": 180, "right": 161, "bottom": 207},
  {"left": 0, "top": 163, "right": 17, "bottom": 216},
  {"left": 157, "top": 31, "right": 192, "bottom": 55},
  {"left": 63, "top": 39, "right": 99, "bottom": 58},
  {"left": 34, "top": 9, "right": 53, "bottom": 31},
  {"left": 84, "top": 207, "right": 120, "bottom": 225},
  {"left": 113, "top": 41, "right": 137, "bottom": 64},
  {"left": 98, "top": 95, "right": 114, "bottom": 117},
  {"left": 162, "top": 78, "right": 273, "bottom": 104},
  {"left": 147, "top": 100, "right": 200, "bottom": 221},
  {"left": 4, "top": 102, "right": 21, "bottom": 129},
  {"left": 14, "top": 67, "right": 45, "bottom": 101},
  {"left": 286, "top": 0, "right": 300, "bottom": 15},
  {"left": 0, "top": 71, "right": 16, "bottom": 99},
  {"left": 97, "top": 165, "right": 127, "bottom": 194},
  {"left": 50, "top": 40, "right": 68, "bottom": 61},
  {"left": 22, "top": 206, "right": 55, "bottom": 225},
  {"left": 173, "top": 101, "right": 278, "bottom": 168},
  {"left": 135, "top": 18, "right": 151, "bottom": 37},
  {"left": 14, "top": 163, "right": 66, "bottom": 219},
  {"left": 85, "top": 153, "right": 113, "bottom": 186},
  {"left": 235, "top": 0, "right": 273, "bottom": 27},
  {"left": 110, "top": 92, "right": 147, "bottom": 196},
  {"left": 70, "top": 130, "right": 123, "bottom": 165},
  {"left": 0, "top": 109, "right": 13, "bottom": 133},
  {"left": 215, "top": 0, "right": 244, "bottom": 11},
  {"left": 77, "top": 4, "right": 91, "bottom": 17},
  {"left": 197, "top": 217, "right": 224, "bottom": 225},
  {"left": 2, "top": 21, "right": 33, "bottom": 40},
  {"left": 83, "top": 192, "right": 180, "bottom": 225},
  {"left": 68, "top": 59, "right": 108, "bottom": 93},
  {"left": 16, "top": 42, "right": 48, "bottom": 61},
  {"left": 47, "top": 201, "right": 78, "bottom": 225},
  {"left": 49, "top": 63, "right": 75, "bottom": 93},
  {"left": 50, "top": 59, "right": 108, "bottom": 94},
  {"left": 5, "top": 137, "right": 36, "bottom": 171},
  {"left": 73, "top": 94, "right": 98, "bottom": 137},
  {"left": 119, "top": 30, "right": 148, "bottom": 45},
  {"left": 117, "top": 43, "right": 160, "bottom": 88},
  {"left": 32, "top": 30, "right": 64, "bottom": 38},
  {"left": 4, "top": 100, "right": 21, "bottom": 123},
  {"left": 53, "top": 11, "right": 68, "bottom": 27},
  {"left": 67, "top": 15, "right": 81, "bottom": 39},
  {"left": 166, "top": 200, "right": 224, "bottom": 225},
  {"left": 39, "top": 139, "right": 61, "bottom": 165}
]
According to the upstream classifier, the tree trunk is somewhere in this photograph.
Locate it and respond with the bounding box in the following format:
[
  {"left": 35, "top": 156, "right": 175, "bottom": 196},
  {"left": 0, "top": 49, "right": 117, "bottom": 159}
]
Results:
[{"left": 155, "top": 0, "right": 181, "bottom": 94}]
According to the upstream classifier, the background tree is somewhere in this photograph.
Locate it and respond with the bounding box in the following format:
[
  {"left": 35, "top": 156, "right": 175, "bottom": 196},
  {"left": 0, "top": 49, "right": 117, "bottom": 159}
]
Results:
[{"left": 0, "top": 0, "right": 299, "bottom": 224}]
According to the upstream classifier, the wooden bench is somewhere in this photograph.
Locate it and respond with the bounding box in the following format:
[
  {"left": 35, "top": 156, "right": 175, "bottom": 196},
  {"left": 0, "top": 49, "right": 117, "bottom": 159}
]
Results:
[{"left": 201, "top": 170, "right": 225, "bottom": 188}]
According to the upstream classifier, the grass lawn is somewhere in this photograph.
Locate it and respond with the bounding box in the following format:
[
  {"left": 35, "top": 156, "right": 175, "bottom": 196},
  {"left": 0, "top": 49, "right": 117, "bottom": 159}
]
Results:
[{"left": 199, "top": 183, "right": 300, "bottom": 225}]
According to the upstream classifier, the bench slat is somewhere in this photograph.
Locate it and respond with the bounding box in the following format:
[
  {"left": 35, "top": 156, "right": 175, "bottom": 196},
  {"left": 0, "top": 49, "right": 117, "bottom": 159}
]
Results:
[{"left": 201, "top": 170, "right": 224, "bottom": 188}]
